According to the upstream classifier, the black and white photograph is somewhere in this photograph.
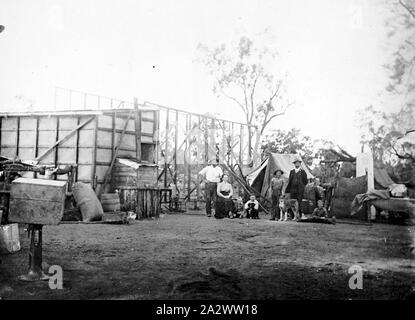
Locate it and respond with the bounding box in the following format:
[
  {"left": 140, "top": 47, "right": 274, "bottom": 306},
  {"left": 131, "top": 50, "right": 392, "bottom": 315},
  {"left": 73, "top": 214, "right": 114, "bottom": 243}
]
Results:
[{"left": 0, "top": 0, "right": 414, "bottom": 306}]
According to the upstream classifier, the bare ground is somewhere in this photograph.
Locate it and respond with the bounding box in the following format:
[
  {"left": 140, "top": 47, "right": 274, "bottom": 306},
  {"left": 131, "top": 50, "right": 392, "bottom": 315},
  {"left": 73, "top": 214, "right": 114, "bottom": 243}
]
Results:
[{"left": 1, "top": 211, "right": 414, "bottom": 300}]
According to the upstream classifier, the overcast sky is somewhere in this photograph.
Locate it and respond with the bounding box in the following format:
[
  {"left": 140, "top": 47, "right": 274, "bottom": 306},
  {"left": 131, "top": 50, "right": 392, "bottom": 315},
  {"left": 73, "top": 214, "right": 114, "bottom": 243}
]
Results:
[{"left": 0, "top": 0, "right": 402, "bottom": 154}]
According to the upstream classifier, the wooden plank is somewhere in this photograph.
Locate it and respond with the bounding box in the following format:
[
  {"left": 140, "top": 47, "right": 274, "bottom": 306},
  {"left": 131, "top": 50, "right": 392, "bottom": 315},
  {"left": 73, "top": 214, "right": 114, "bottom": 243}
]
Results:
[
  {"left": 174, "top": 110, "right": 178, "bottom": 185},
  {"left": 134, "top": 98, "right": 142, "bottom": 162},
  {"left": 186, "top": 114, "right": 191, "bottom": 199},
  {"left": 54, "top": 115, "right": 59, "bottom": 179},
  {"left": 101, "top": 109, "right": 133, "bottom": 194},
  {"left": 154, "top": 109, "right": 159, "bottom": 166},
  {"left": 34, "top": 117, "right": 39, "bottom": 158},
  {"left": 16, "top": 117, "right": 20, "bottom": 157},
  {"left": 111, "top": 110, "right": 116, "bottom": 165},
  {"left": 96, "top": 126, "right": 153, "bottom": 136},
  {"left": 35, "top": 116, "right": 95, "bottom": 163},
  {"left": 91, "top": 115, "right": 98, "bottom": 188},
  {"left": 75, "top": 116, "right": 80, "bottom": 182},
  {"left": 239, "top": 124, "right": 244, "bottom": 164},
  {"left": 0, "top": 117, "right": 2, "bottom": 152},
  {"left": 164, "top": 110, "right": 169, "bottom": 187}
]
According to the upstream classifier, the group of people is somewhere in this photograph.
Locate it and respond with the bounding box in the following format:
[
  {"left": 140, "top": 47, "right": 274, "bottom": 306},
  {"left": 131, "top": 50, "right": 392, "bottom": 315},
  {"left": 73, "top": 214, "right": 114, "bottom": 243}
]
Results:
[
  {"left": 199, "top": 158, "right": 333, "bottom": 223},
  {"left": 198, "top": 159, "right": 260, "bottom": 219}
]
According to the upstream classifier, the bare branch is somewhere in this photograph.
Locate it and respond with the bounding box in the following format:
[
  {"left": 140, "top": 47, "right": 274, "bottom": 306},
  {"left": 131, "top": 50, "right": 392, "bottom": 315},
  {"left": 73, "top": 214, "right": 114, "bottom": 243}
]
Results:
[
  {"left": 218, "top": 86, "right": 248, "bottom": 116},
  {"left": 399, "top": 0, "right": 415, "bottom": 19},
  {"left": 259, "top": 102, "right": 293, "bottom": 135},
  {"left": 241, "top": 77, "right": 251, "bottom": 121},
  {"left": 397, "top": 129, "right": 415, "bottom": 139},
  {"left": 249, "top": 73, "right": 261, "bottom": 121},
  {"left": 390, "top": 143, "right": 415, "bottom": 162}
]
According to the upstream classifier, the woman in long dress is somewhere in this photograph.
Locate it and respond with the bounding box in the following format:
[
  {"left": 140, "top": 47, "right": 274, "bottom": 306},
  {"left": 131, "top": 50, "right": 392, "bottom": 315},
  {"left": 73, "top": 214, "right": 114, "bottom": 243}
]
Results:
[{"left": 215, "top": 174, "right": 235, "bottom": 219}]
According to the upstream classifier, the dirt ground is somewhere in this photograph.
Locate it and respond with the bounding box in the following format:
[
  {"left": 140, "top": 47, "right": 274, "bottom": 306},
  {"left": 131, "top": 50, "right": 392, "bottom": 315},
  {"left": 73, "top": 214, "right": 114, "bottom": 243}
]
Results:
[{"left": 1, "top": 211, "right": 414, "bottom": 300}]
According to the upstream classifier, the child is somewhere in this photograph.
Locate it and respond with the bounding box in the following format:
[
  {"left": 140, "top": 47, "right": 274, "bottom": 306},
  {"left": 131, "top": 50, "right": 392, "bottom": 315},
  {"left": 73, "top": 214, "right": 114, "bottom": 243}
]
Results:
[
  {"left": 244, "top": 195, "right": 259, "bottom": 219},
  {"left": 233, "top": 196, "right": 245, "bottom": 219},
  {"left": 270, "top": 169, "right": 285, "bottom": 220},
  {"left": 311, "top": 200, "right": 335, "bottom": 224},
  {"left": 312, "top": 200, "right": 328, "bottom": 218}
]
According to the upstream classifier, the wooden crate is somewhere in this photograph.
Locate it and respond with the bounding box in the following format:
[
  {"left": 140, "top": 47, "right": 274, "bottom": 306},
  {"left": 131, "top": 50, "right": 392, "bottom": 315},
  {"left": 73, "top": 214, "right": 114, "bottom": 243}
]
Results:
[
  {"left": 9, "top": 178, "right": 67, "bottom": 225},
  {"left": 112, "top": 158, "right": 158, "bottom": 189},
  {"left": 118, "top": 187, "right": 160, "bottom": 219}
]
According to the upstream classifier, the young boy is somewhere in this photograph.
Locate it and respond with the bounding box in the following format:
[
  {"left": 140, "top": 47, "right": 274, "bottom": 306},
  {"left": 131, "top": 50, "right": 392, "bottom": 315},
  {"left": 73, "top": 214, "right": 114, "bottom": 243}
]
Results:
[
  {"left": 270, "top": 169, "right": 285, "bottom": 220},
  {"left": 244, "top": 195, "right": 260, "bottom": 219},
  {"left": 312, "top": 200, "right": 328, "bottom": 218},
  {"left": 232, "top": 196, "right": 245, "bottom": 219},
  {"left": 311, "top": 200, "right": 336, "bottom": 224}
]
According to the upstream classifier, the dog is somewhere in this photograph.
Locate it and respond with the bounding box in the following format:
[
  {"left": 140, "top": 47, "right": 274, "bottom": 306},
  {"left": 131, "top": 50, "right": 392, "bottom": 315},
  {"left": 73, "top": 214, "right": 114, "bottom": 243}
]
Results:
[{"left": 278, "top": 197, "right": 300, "bottom": 221}]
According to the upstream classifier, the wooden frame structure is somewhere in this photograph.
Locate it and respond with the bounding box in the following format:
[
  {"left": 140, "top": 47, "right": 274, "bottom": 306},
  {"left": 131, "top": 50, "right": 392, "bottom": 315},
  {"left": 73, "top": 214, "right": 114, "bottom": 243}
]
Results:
[
  {"left": 1, "top": 88, "right": 261, "bottom": 205},
  {"left": 0, "top": 107, "right": 159, "bottom": 195}
]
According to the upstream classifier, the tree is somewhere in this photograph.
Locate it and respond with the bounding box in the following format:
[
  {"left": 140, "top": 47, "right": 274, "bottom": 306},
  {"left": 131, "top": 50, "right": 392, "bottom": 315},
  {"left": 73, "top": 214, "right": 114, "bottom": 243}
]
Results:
[
  {"left": 384, "top": 0, "right": 415, "bottom": 103},
  {"left": 260, "top": 129, "right": 314, "bottom": 164},
  {"left": 197, "top": 36, "right": 292, "bottom": 161},
  {"left": 313, "top": 141, "right": 357, "bottom": 183},
  {"left": 357, "top": 104, "right": 415, "bottom": 181}
]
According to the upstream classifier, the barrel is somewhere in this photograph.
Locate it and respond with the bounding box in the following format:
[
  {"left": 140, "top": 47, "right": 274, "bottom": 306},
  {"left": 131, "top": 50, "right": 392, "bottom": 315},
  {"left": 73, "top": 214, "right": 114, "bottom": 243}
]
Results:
[
  {"left": 100, "top": 193, "right": 121, "bottom": 212},
  {"left": 117, "top": 187, "right": 160, "bottom": 219}
]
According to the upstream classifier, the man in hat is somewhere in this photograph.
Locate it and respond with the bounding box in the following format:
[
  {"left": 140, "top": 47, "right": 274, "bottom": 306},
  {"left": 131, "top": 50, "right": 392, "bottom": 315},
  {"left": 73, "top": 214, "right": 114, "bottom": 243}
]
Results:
[
  {"left": 199, "top": 158, "right": 223, "bottom": 217},
  {"left": 285, "top": 158, "right": 308, "bottom": 214},
  {"left": 270, "top": 168, "right": 285, "bottom": 220}
]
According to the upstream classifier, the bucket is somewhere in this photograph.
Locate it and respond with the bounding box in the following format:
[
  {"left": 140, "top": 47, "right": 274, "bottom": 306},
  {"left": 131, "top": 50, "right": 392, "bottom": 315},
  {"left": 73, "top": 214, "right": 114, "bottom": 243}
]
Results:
[{"left": 0, "top": 223, "right": 21, "bottom": 254}]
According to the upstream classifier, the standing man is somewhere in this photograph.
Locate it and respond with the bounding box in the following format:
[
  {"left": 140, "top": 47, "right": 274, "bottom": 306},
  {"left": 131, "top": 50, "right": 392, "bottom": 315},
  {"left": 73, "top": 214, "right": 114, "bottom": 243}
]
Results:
[
  {"left": 285, "top": 158, "right": 308, "bottom": 214},
  {"left": 269, "top": 169, "right": 285, "bottom": 221},
  {"left": 199, "top": 159, "right": 223, "bottom": 217}
]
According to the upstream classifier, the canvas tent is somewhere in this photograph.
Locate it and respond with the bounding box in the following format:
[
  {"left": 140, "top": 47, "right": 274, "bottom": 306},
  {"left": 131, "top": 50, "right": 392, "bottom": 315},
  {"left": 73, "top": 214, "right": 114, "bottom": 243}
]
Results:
[
  {"left": 374, "top": 168, "right": 395, "bottom": 189},
  {"left": 247, "top": 153, "right": 314, "bottom": 198}
]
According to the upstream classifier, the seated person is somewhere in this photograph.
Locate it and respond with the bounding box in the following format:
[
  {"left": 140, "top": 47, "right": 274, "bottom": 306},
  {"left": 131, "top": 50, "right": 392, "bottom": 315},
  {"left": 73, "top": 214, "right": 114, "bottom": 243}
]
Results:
[
  {"left": 215, "top": 174, "right": 236, "bottom": 219},
  {"left": 232, "top": 195, "right": 245, "bottom": 219},
  {"left": 312, "top": 200, "right": 328, "bottom": 218},
  {"left": 307, "top": 200, "right": 335, "bottom": 224},
  {"left": 304, "top": 178, "right": 324, "bottom": 210},
  {"left": 244, "top": 195, "right": 259, "bottom": 219}
]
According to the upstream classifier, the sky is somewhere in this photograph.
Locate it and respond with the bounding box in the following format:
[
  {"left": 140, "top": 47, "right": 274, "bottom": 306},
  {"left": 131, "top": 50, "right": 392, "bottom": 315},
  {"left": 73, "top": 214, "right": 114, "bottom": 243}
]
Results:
[{"left": 0, "top": 0, "right": 403, "bottom": 155}]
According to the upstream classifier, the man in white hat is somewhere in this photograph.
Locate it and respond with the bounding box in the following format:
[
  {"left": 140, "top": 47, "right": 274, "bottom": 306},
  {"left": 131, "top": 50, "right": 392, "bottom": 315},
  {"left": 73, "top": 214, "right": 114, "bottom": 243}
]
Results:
[
  {"left": 199, "top": 158, "right": 223, "bottom": 217},
  {"left": 285, "top": 158, "right": 308, "bottom": 213}
]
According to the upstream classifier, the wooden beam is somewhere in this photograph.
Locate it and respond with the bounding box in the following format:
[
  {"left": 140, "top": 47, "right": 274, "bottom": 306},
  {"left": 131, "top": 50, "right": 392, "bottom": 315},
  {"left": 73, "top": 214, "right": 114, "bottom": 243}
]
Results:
[
  {"left": 197, "top": 115, "right": 201, "bottom": 202},
  {"left": 111, "top": 111, "right": 116, "bottom": 164},
  {"left": 154, "top": 109, "right": 160, "bottom": 165},
  {"left": 174, "top": 110, "right": 178, "bottom": 186},
  {"left": 91, "top": 115, "right": 98, "bottom": 189},
  {"left": 54, "top": 116, "right": 59, "bottom": 180},
  {"left": 75, "top": 116, "right": 80, "bottom": 182},
  {"left": 164, "top": 110, "right": 169, "bottom": 187},
  {"left": 35, "top": 116, "right": 95, "bottom": 163},
  {"left": 144, "top": 101, "right": 258, "bottom": 128},
  {"left": 0, "top": 117, "right": 2, "bottom": 154},
  {"left": 203, "top": 117, "right": 208, "bottom": 164},
  {"left": 34, "top": 117, "right": 39, "bottom": 178},
  {"left": 239, "top": 124, "right": 244, "bottom": 164},
  {"left": 186, "top": 114, "right": 191, "bottom": 199},
  {"left": 101, "top": 110, "right": 133, "bottom": 195},
  {"left": 134, "top": 98, "right": 142, "bottom": 162},
  {"left": 16, "top": 117, "right": 20, "bottom": 157}
]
